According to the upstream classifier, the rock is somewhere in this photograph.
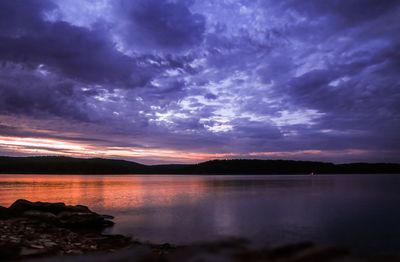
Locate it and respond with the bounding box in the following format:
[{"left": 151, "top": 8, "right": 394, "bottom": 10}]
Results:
[
  {"left": 101, "top": 214, "right": 115, "bottom": 219},
  {"left": 9, "top": 199, "right": 67, "bottom": 215},
  {"left": 0, "top": 242, "right": 21, "bottom": 260},
  {"left": 9, "top": 236, "right": 21, "bottom": 243},
  {"left": 30, "top": 244, "right": 45, "bottom": 249},
  {"left": 57, "top": 211, "right": 114, "bottom": 228},
  {"left": 20, "top": 247, "right": 51, "bottom": 257},
  {"left": 73, "top": 205, "right": 91, "bottom": 213},
  {"left": 0, "top": 201, "right": 133, "bottom": 260},
  {"left": 43, "top": 241, "right": 58, "bottom": 248},
  {"left": 8, "top": 199, "right": 98, "bottom": 217},
  {"left": 23, "top": 210, "right": 57, "bottom": 223},
  {"left": 0, "top": 206, "right": 10, "bottom": 219},
  {"left": 5, "top": 199, "right": 114, "bottom": 229}
]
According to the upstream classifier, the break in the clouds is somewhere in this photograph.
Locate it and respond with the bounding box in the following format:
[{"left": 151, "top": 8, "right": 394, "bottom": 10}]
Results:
[{"left": 0, "top": 0, "right": 399, "bottom": 164}]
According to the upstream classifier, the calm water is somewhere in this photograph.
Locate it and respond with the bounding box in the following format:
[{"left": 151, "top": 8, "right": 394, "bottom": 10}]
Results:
[{"left": 0, "top": 174, "right": 399, "bottom": 255}]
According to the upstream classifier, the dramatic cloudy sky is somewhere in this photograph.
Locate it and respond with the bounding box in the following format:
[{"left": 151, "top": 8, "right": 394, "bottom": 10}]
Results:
[{"left": 0, "top": 0, "right": 399, "bottom": 164}]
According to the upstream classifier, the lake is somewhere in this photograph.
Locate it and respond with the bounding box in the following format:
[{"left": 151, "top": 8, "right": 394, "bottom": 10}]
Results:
[{"left": 0, "top": 174, "right": 399, "bottom": 255}]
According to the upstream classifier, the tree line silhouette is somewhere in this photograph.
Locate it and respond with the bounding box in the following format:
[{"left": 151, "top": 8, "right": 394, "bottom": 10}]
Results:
[{"left": 0, "top": 156, "right": 399, "bottom": 174}]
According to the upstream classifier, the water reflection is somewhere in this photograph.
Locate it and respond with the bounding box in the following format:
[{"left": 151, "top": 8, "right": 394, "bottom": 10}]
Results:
[
  {"left": 0, "top": 174, "right": 399, "bottom": 255},
  {"left": 0, "top": 175, "right": 210, "bottom": 211},
  {"left": 0, "top": 175, "right": 335, "bottom": 213},
  {"left": 203, "top": 176, "right": 335, "bottom": 190}
]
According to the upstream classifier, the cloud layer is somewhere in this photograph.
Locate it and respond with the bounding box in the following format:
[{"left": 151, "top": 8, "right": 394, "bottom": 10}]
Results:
[{"left": 0, "top": 0, "right": 399, "bottom": 163}]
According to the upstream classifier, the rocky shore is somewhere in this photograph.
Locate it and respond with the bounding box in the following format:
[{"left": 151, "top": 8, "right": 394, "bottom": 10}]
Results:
[
  {"left": 0, "top": 199, "right": 132, "bottom": 260},
  {"left": 0, "top": 199, "right": 399, "bottom": 261}
]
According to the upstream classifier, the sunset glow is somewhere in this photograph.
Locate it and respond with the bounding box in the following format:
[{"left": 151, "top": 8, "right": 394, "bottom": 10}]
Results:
[
  {"left": 0, "top": 1, "right": 400, "bottom": 259},
  {"left": 0, "top": 135, "right": 380, "bottom": 164},
  {"left": 0, "top": 0, "right": 399, "bottom": 163}
]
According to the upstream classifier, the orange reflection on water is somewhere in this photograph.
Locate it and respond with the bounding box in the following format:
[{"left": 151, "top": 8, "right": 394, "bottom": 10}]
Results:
[{"left": 0, "top": 175, "right": 208, "bottom": 213}]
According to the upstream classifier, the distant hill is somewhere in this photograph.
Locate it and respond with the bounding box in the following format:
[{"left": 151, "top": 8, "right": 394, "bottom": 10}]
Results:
[
  {"left": 0, "top": 156, "right": 147, "bottom": 174},
  {"left": 0, "top": 156, "right": 399, "bottom": 174},
  {"left": 181, "top": 159, "right": 400, "bottom": 174}
]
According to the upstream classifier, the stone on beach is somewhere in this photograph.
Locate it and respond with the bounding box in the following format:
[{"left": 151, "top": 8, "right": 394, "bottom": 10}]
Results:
[
  {"left": 5, "top": 199, "right": 114, "bottom": 228},
  {"left": 0, "top": 216, "right": 131, "bottom": 260},
  {"left": 0, "top": 206, "right": 10, "bottom": 219}
]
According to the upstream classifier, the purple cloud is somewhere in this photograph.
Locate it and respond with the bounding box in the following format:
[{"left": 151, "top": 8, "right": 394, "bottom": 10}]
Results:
[{"left": 0, "top": 0, "right": 399, "bottom": 163}]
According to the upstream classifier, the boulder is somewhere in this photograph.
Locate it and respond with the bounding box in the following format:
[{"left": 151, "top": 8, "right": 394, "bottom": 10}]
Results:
[
  {"left": 0, "top": 205, "right": 10, "bottom": 219},
  {"left": 8, "top": 199, "right": 95, "bottom": 215},
  {"left": 71, "top": 205, "right": 91, "bottom": 213},
  {"left": 8, "top": 199, "right": 67, "bottom": 216},
  {"left": 6, "top": 199, "right": 114, "bottom": 229},
  {"left": 101, "top": 214, "right": 115, "bottom": 220},
  {"left": 0, "top": 242, "right": 21, "bottom": 260},
  {"left": 57, "top": 211, "right": 114, "bottom": 228},
  {"left": 23, "top": 210, "right": 58, "bottom": 223}
]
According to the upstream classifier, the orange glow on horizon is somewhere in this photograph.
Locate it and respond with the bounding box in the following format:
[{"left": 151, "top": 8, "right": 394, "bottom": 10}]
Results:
[
  {"left": 0, "top": 135, "right": 233, "bottom": 163},
  {"left": 0, "top": 135, "right": 373, "bottom": 164}
]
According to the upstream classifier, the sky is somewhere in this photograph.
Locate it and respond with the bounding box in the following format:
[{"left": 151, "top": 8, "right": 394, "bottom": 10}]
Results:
[{"left": 0, "top": 0, "right": 399, "bottom": 164}]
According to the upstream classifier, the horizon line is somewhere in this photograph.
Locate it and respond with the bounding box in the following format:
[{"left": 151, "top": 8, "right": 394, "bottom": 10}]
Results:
[{"left": 1, "top": 155, "right": 400, "bottom": 166}]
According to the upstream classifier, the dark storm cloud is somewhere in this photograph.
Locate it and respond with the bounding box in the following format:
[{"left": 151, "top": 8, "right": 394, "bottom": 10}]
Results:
[
  {"left": 117, "top": 0, "right": 205, "bottom": 51},
  {"left": 0, "top": 64, "right": 91, "bottom": 121},
  {"left": 0, "top": 0, "right": 153, "bottom": 87},
  {"left": 0, "top": 0, "right": 54, "bottom": 33}
]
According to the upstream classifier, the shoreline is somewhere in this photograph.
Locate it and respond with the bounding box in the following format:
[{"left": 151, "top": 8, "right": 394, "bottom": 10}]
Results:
[
  {"left": 1, "top": 199, "right": 399, "bottom": 261},
  {"left": 1, "top": 156, "right": 400, "bottom": 175}
]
